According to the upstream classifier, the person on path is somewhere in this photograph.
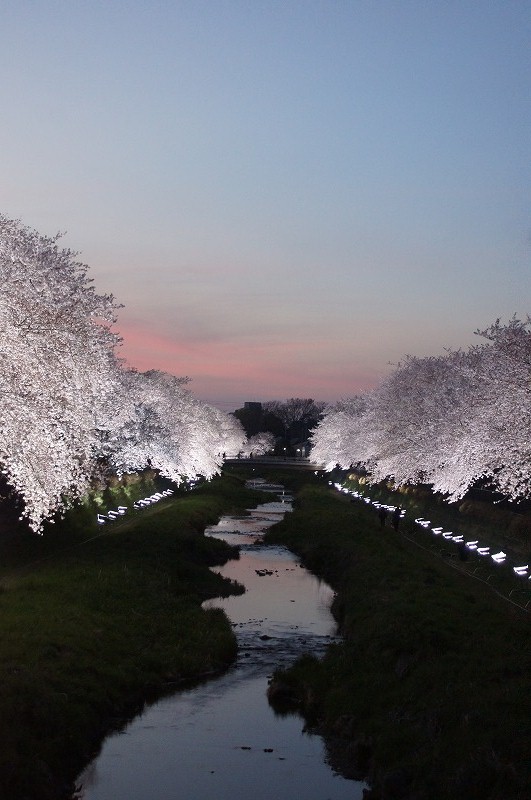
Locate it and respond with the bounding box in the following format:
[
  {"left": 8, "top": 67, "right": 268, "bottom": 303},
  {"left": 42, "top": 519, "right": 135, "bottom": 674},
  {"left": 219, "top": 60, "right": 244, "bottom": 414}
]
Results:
[
  {"left": 392, "top": 506, "right": 402, "bottom": 531},
  {"left": 378, "top": 507, "right": 388, "bottom": 528}
]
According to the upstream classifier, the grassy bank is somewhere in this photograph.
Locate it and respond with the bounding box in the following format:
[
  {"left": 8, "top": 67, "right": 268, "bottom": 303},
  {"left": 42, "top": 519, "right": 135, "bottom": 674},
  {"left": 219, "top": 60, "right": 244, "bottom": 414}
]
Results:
[
  {"left": 342, "top": 471, "right": 531, "bottom": 561},
  {"left": 264, "top": 482, "right": 531, "bottom": 800},
  {"left": 0, "top": 474, "right": 263, "bottom": 800}
]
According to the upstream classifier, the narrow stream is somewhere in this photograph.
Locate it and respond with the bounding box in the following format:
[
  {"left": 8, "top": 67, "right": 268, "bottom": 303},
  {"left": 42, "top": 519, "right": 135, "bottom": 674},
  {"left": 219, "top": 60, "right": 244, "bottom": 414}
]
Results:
[{"left": 77, "top": 485, "right": 366, "bottom": 799}]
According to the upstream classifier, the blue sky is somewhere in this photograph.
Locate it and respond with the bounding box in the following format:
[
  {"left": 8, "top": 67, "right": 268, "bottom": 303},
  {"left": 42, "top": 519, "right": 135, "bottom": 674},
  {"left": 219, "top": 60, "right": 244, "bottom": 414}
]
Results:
[{"left": 1, "top": 1, "right": 530, "bottom": 409}]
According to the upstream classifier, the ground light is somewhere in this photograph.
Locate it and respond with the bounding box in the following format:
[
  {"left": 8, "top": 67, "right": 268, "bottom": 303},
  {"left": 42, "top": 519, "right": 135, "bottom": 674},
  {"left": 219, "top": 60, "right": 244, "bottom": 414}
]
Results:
[
  {"left": 98, "top": 489, "right": 175, "bottom": 523},
  {"left": 331, "top": 481, "right": 529, "bottom": 589},
  {"left": 491, "top": 551, "right": 506, "bottom": 564}
]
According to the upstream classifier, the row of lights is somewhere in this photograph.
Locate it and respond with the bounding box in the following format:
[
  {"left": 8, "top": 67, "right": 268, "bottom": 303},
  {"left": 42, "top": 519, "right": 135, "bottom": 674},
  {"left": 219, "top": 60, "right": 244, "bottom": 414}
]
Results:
[
  {"left": 413, "top": 518, "right": 517, "bottom": 569},
  {"left": 332, "top": 482, "right": 406, "bottom": 519},
  {"left": 332, "top": 482, "right": 529, "bottom": 581},
  {"left": 96, "top": 489, "right": 175, "bottom": 525},
  {"left": 415, "top": 517, "right": 520, "bottom": 568}
]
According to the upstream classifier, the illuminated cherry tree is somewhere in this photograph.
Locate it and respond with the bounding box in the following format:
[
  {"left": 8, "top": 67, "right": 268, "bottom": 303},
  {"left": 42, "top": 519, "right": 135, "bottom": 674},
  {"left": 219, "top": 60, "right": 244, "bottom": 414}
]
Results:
[
  {"left": 103, "top": 368, "right": 246, "bottom": 483},
  {"left": 364, "top": 351, "right": 476, "bottom": 493},
  {"left": 0, "top": 214, "right": 122, "bottom": 531},
  {"left": 312, "top": 318, "right": 531, "bottom": 503},
  {"left": 310, "top": 396, "right": 371, "bottom": 470},
  {"left": 444, "top": 318, "right": 531, "bottom": 501},
  {"left": 206, "top": 402, "right": 248, "bottom": 460},
  {"left": 240, "top": 431, "right": 276, "bottom": 457},
  {"left": 0, "top": 214, "right": 247, "bottom": 531}
]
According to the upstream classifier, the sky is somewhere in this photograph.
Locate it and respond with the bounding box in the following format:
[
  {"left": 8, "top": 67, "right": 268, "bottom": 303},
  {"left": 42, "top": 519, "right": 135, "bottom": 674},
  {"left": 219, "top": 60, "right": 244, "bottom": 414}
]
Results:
[{"left": 1, "top": 1, "right": 530, "bottom": 411}]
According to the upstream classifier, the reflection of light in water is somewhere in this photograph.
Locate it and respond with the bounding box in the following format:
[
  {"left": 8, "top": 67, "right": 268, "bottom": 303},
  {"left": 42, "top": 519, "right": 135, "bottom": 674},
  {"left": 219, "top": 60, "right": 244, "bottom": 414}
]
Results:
[
  {"left": 79, "top": 669, "right": 364, "bottom": 800},
  {"left": 204, "top": 547, "right": 336, "bottom": 637},
  {"left": 205, "top": 502, "right": 293, "bottom": 545},
  {"left": 77, "top": 496, "right": 367, "bottom": 800}
]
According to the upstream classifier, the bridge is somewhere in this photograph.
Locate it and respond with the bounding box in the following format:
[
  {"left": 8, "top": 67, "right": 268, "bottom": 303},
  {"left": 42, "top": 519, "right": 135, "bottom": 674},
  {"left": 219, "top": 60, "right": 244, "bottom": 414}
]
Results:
[{"left": 224, "top": 455, "right": 323, "bottom": 471}]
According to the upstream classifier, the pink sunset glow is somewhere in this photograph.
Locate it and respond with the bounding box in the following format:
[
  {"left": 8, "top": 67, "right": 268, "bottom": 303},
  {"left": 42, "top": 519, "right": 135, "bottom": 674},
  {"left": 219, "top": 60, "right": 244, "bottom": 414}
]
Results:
[
  {"left": 2, "top": 3, "right": 528, "bottom": 411},
  {"left": 116, "top": 321, "right": 380, "bottom": 409}
]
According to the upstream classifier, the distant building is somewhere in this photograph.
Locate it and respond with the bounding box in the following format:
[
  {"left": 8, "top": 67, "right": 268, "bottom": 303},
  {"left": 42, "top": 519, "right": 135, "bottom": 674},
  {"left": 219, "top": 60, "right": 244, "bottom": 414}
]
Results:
[{"left": 244, "top": 402, "right": 263, "bottom": 412}]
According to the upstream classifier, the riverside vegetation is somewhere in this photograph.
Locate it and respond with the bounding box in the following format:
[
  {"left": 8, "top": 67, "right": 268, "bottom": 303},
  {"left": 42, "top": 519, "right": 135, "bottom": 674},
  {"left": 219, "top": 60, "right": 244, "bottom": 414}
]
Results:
[
  {"left": 0, "top": 473, "right": 266, "bottom": 800},
  {"left": 4, "top": 465, "right": 531, "bottom": 800},
  {"left": 251, "top": 468, "right": 531, "bottom": 800}
]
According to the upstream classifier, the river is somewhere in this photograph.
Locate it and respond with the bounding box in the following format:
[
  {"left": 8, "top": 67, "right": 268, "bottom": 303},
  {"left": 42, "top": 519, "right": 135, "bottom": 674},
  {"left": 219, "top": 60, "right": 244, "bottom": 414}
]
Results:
[{"left": 76, "top": 485, "right": 366, "bottom": 799}]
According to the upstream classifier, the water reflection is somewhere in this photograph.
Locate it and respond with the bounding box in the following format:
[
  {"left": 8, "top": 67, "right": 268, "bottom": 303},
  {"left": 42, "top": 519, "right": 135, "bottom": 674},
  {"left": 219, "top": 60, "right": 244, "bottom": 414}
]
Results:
[
  {"left": 77, "top": 495, "right": 366, "bottom": 800},
  {"left": 79, "top": 669, "right": 363, "bottom": 800}
]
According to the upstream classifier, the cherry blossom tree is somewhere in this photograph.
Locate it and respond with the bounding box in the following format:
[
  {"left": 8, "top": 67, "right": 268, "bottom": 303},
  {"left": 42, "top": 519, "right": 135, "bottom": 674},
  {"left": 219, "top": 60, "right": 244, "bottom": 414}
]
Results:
[
  {"left": 310, "top": 396, "right": 371, "bottom": 470},
  {"left": 104, "top": 368, "right": 246, "bottom": 483},
  {"left": 312, "top": 318, "right": 531, "bottom": 504},
  {"left": 442, "top": 318, "right": 531, "bottom": 501},
  {"left": 239, "top": 431, "right": 276, "bottom": 457},
  {"left": 0, "top": 214, "right": 247, "bottom": 531},
  {"left": 0, "top": 214, "right": 123, "bottom": 531},
  {"left": 371, "top": 322, "right": 531, "bottom": 502},
  {"left": 208, "top": 403, "right": 248, "bottom": 459},
  {"left": 365, "top": 351, "right": 476, "bottom": 492}
]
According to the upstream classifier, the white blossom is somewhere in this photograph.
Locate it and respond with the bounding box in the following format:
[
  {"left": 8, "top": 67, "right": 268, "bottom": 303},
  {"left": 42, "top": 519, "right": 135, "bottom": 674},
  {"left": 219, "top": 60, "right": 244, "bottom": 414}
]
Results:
[
  {"left": 240, "top": 431, "right": 276, "bottom": 457},
  {"left": 0, "top": 214, "right": 247, "bottom": 531},
  {"left": 0, "top": 214, "right": 122, "bottom": 531},
  {"left": 311, "top": 318, "right": 531, "bottom": 504},
  {"left": 105, "top": 368, "right": 246, "bottom": 483}
]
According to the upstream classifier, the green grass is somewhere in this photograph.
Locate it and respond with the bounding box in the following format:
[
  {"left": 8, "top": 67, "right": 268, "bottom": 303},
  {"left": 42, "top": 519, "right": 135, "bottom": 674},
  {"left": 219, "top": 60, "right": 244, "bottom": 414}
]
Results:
[
  {"left": 6, "top": 463, "right": 529, "bottom": 799},
  {"left": 343, "top": 472, "right": 531, "bottom": 561},
  {"left": 339, "top": 473, "right": 531, "bottom": 609},
  {"left": 264, "top": 482, "right": 531, "bottom": 800},
  {"left": 0, "top": 473, "right": 265, "bottom": 799}
]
